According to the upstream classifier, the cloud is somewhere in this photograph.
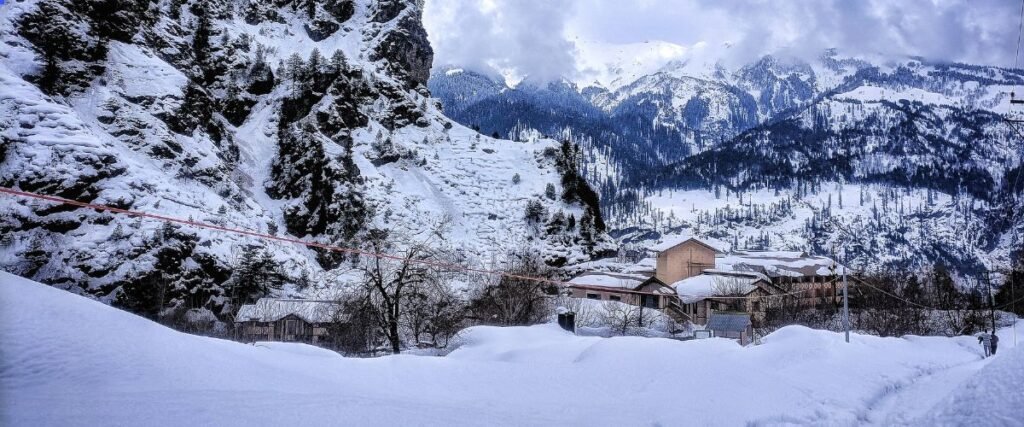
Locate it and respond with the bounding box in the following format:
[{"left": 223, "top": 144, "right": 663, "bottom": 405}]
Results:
[
  {"left": 423, "top": 0, "right": 580, "bottom": 84},
  {"left": 424, "top": 0, "right": 1022, "bottom": 83}
]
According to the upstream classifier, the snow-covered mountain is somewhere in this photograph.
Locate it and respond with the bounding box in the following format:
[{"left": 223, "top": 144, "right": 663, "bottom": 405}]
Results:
[
  {"left": 430, "top": 52, "right": 1024, "bottom": 279},
  {"left": 0, "top": 0, "right": 609, "bottom": 320}
]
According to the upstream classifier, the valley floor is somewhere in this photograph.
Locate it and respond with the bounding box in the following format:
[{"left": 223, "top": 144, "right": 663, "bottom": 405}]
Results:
[{"left": 1, "top": 271, "right": 1022, "bottom": 426}]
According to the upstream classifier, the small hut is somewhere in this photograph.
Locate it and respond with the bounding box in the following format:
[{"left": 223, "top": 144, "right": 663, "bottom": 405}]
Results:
[
  {"left": 235, "top": 298, "right": 338, "bottom": 344},
  {"left": 706, "top": 312, "right": 753, "bottom": 345}
]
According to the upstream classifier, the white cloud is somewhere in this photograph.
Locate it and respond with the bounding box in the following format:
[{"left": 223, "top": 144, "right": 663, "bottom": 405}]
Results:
[
  {"left": 424, "top": 0, "right": 1021, "bottom": 82},
  {"left": 423, "top": 0, "right": 580, "bottom": 84}
]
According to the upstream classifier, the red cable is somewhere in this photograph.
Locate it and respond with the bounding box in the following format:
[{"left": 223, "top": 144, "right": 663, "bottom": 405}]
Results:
[
  {"left": 0, "top": 187, "right": 572, "bottom": 286},
  {"left": 0, "top": 186, "right": 845, "bottom": 301}
]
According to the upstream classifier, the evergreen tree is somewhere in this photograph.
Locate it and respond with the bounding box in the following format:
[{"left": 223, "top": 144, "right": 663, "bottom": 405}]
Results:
[
  {"left": 329, "top": 49, "right": 347, "bottom": 74},
  {"left": 285, "top": 53, "right": 305, "bottom": 82},
  {"left": 192, "top": 5, "right": 213, "bottom": 70},
  {"left": 544, "top": 183, "right": 557, "bottom": 200},
  {"left": 306, "top": 48, "right": 324, "bottom": 77},
  {"left": 546, "top": 211, "right": 566, "bottom": 235},
  {"left": 228, "top": 246, "right": 284, "bottom": 307}
]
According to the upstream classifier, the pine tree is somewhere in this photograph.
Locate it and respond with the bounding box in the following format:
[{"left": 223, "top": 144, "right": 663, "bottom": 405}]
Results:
[
  {"left": 228, "top": 246, "right": 284, "bottom": 307},
  {"left": 544, "top": 183, "right": 557, "bottom": 200},
  {"left": 193, "top": 5, "right": 213, "bottom": 69},
  {"left": 285, "top": 53, "right": 305, "bottom": 82},
  {"left": 306, "top": 48, "right": 324, "bottom": 77},
  {"left": 330, "top": 49, "right": 347, "bottom": 74},
  {"left": 579, "top": 210, "right": 595, "bottom": 251},
  {"left": 546, "top": 211, "right": 566, "bottom": 235}
]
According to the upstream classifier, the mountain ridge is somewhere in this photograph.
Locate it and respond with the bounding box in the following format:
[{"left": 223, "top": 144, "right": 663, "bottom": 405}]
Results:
[{"left": 430, "top": 52, "right": 1024, "bottom": 279}]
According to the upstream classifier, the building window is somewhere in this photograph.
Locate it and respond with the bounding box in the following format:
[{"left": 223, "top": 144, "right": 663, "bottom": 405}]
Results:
[
  {"left": 609, "top": 295, "right": 621, "bottom": 301},
  {"left": 586, "top": 293, "right": 601, "bottom": 300},
  {"left": 752, "top": 301, "right": 761, "bottom": 311}
]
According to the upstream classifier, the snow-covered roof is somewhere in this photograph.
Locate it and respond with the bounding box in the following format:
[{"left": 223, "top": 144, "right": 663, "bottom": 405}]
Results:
[
  {"left": 649, "top": 235, "right": 724, "bottom": 253},
  {"left": 716, "top": 251, "right": 848, "bottom": 277},
  {"left": 702, "top": 269, "right": 771, "bottom": 283},
  {"left": 622, "top": 257, "right": 656, "bottom": 274},
  {"left": 568, "top": 272, "right": 652, "bottom": 290},
  {"left": 671, "top": 273, "right": 766, "bottom": 304},
  {"left": 236, "top": 298, "right": 339, "bottom": 324}
]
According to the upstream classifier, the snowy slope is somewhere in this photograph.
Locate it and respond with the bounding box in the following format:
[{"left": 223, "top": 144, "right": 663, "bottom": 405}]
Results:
[
  {"left": 0, "top": 0, "right": 605, "bottom": 319},
  {"left": 3, "top": 271, "right": 1022, "bottom": 426}
]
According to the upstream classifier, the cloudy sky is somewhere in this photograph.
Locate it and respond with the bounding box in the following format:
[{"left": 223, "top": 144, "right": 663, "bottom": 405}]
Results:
[{"left": 424, "top": 0, "right": 1022, "bottom": 83}]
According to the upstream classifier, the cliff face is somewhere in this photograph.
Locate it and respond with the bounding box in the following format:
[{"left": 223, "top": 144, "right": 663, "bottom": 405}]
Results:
[{"left": 0, "top": 0, "right": 605, "bottom": 322}]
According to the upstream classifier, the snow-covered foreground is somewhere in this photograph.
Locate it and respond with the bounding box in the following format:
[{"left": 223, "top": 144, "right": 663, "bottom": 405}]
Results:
[{"left": 1, "top": 271, "right": 1021, "bottom": 426}]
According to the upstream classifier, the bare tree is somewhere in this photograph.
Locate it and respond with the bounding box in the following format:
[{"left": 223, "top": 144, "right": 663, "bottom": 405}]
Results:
[
  {"left": 711, "top": 277, "right": 754, "bottom": 312},
  {"left": 403, "top": 276, "right": 466, "bottom": 348},
  {"left": 553, "top": 295, "right": 600, "bottom": 328},
  {"left": 355, "top": 219, "right": 454, "bottom": 354},
  {"left": 328, "top": 289, "right": 382, "bottom": 355},
  {"left": 599, "top": 301, "right": 644, "bottom": 336},
  {"left": 467, "top": 245, "right": 555, "bottom": 326}
]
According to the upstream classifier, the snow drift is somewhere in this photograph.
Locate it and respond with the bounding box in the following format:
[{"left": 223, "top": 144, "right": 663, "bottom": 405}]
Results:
[{"left": 1, "top": 271, "right": 1021, "bottom": 426}]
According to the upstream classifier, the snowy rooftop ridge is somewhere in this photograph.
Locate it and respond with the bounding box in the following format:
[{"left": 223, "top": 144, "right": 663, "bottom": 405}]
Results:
[
  {"left": 567, "top": 271, "right": 652, "bottom": 290},
  {"left": 649, "top": 234, "right": 726, "bottom": 253},
  {"left": 718, "top": 251, "right": 847, "bottom": 277},
  {"left": 671, "top": 273, "right": 767, "bottom": 304},
  {"left": 236, "top": 298, "right": 340, "bottom": 324}
]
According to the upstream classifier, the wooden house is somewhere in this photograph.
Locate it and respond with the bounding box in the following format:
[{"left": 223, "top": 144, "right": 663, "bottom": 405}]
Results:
[
  {"left": 716, "top": 251, "right": 848, "bottom": 308},
  {"left": 567, "top": 272, "right": 673, "bottom": 309},
  {"left": 650, "top": 237, "right": 720, "bottom": 285},
  {"left": 671, "top": 271, "right": 784, "bottom": 325},
  {"left": 235, "top": 298, "right": 338, "bottom": 345}
]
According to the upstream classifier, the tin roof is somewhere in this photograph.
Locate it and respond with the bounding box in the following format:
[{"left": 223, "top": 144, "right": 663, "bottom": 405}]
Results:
[
  {"left": 707, "top": 313, "right": 752, "bottom": 333},
  {"left": 235, "top": 298, "right": 339, "bottom": 324}
]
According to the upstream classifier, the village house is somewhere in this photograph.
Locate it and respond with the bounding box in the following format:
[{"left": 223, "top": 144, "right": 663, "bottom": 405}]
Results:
[
  {"left": 651, "top": 237, "right": 720, "bottom": 284},
  {"left": 565, "top": 235, "right": 848, "bottom": 326},
  {"left": 567, "top": 272, "right": 673, "bottom": 309},
  {"left": 717, "top": 251, "right": 848, "bottom": 308},
  {"left": 235, "top": 298, "right": 338, "bottom": 345},
  {"left": 672, "top": 270, "right": 784, "bottom": 325}
]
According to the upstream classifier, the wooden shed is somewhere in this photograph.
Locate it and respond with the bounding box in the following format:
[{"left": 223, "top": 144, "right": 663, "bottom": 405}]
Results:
[
  {"left": 706, "top": 312, "right": 754, "bottom": 346},
  {"left": 235, "top": 298, "right": 338, "bottom": 345}
]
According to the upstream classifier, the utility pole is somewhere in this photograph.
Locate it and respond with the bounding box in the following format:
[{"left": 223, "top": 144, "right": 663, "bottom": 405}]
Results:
[
  {"left": 985, "top": 271, "right": 996, "bottom": 334},
  {"left": 842, "top": 252, "right": 850, "bottom": 343},
  {"left": 831, "top": 245, "right": 850, "bottom": 344},
  {"left": 1013, "top": 268, "right": 1017, "bottom": 347}
]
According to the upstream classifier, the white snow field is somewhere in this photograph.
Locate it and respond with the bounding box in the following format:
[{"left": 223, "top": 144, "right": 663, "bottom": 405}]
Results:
[{"left": 1, "top": 270, "right": 1021, "bottom": 427}]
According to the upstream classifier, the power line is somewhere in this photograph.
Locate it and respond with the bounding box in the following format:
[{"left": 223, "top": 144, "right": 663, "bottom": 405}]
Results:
[
  {"left": 1015, "top": 0, "right": 1024, "bottom": 70},
  {"left": 0, "top": 187, "right": 569, "bottom": 287},
  {"left": 3, "top": 186, "right": 1018, "bottom": 317}
]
